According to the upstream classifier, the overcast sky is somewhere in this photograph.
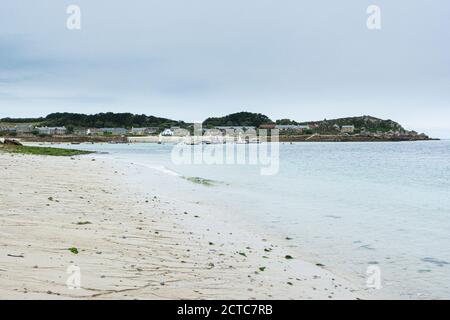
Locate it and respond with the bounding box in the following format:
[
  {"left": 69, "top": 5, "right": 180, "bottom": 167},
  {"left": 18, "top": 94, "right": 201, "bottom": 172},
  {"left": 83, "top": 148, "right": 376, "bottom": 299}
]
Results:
[{"left": 0, "top": 1, "right": 449, "bottom": 137}]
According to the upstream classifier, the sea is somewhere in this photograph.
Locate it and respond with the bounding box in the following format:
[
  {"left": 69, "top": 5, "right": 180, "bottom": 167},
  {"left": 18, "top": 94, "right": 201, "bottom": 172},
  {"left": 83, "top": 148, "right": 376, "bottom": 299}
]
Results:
[{"left": 50, "top": 140, "right": 450, "bottom": 299}]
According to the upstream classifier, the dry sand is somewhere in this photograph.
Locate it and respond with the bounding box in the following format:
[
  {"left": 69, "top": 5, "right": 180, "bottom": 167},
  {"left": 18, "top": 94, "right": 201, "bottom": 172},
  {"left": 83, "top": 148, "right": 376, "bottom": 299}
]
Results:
[{"left": 0, "top": 152, "right": 365, "bottom": 299}]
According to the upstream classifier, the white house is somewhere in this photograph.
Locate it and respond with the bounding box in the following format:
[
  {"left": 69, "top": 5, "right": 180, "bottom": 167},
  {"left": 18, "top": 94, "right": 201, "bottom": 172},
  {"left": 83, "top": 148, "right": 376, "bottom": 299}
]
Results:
[
  {"left": 87, "top": 128, "right": 127, "bottom": 136},
  {"left": 171, "top": 127, "right": 190, "bottom": 136},
  {"left": 161, "top": 128, "right": 174, "bottom": 136},
  {"left": 130, "top": 127, "right": 158, "bottom": 135},
  {"left": 15, "top": 124, "right": 35, "bottom": 134},
  {"left": 36, "top": 126, "right": 67, "bottom": 135},
  {"left": 341, "top": 125, "right": 355, "bottom": 133},
  {"left": 130, "top": 128, "right": 146, "bottom": 135}
]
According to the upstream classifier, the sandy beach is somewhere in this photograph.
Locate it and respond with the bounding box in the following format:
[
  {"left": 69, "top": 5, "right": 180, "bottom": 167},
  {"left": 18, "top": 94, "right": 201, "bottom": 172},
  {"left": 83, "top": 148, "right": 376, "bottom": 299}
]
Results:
[{"left": 0, "top": 152, "right": 364, "bottom": 300}]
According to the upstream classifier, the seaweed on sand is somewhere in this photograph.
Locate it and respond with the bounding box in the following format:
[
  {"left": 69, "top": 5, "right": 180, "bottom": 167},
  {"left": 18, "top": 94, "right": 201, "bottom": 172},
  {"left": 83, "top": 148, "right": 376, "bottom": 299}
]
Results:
[{"left": 182, "top": 176, "right": 218, "bottom": 186}]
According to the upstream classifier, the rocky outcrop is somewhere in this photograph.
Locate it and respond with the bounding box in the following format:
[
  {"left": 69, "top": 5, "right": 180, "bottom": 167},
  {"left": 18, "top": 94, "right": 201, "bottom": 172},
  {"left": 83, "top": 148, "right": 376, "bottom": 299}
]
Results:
[
  {"left": 3, "top": 139, "right": 23, "bottom": 146},
  {"left": 279, "top": 134, "right": 437, "bottom": 142}
]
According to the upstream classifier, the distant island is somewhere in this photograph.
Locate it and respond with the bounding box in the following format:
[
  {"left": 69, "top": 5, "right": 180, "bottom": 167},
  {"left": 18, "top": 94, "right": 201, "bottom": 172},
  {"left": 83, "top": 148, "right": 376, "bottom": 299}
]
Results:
[{"left": 0, "top": 112, "right": 436, "bottom": 142}]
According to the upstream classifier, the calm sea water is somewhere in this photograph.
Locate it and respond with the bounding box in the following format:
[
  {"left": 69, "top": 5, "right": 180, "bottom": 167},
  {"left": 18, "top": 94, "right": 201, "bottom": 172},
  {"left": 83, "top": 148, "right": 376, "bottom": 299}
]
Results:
[{"left": 53, "top": 140, "right": 450, "bottom": 299}]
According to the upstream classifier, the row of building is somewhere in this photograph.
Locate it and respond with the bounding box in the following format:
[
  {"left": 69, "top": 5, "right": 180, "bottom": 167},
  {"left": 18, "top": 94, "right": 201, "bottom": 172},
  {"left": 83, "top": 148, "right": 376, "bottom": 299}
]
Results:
[
  {"left": 1, "top": 123, "right": 358, "bottom": 136},
  {"left": 0, "top": 125, "right": 140, "bottom": 136},
  {"left": 0, "top": 125, "right": 68, "bottom": 135},
  {"left": 85, "top": 127, "right": 160, "bottom": 136},
  {"left": 215, "top": 124, "right": 355, "bottom": 134},
  {"left": 0, "top": 125, "right": 184, "bottom": 136}
]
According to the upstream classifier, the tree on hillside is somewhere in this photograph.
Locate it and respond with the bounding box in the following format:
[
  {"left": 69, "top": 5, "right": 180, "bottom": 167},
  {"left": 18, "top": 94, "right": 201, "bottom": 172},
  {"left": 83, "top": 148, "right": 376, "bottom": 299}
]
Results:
[{"left": 203, "top": 112, "right": 273, "bottom": 128}]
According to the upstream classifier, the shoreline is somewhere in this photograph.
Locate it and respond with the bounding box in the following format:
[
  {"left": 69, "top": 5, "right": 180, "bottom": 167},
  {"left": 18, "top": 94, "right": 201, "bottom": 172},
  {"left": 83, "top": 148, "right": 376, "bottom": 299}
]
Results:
[
  {"left": 0, "top": 152, "right": 370, "bottom": 299},
  {"left": 1, "top": 133, "right": 438, "bottom": 145}
]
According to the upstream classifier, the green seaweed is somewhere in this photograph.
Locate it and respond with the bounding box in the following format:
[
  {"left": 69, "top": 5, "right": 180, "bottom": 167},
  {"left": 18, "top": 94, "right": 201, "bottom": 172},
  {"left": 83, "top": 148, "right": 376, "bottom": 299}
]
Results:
[
  {"left": 2, "top": 145, "right": 92, "bottom": 157},
  {"left": 68, "top": 247, "right": 79, "bottom": 254},
  {"left": 182, "top": 176, "right": 218, "bottom": 186}
]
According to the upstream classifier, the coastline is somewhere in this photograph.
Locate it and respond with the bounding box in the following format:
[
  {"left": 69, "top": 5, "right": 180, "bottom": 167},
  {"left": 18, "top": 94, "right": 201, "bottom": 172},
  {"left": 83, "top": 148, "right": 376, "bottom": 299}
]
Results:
[
  {"left": 0, "top": 152, "right": 370, "bottom": 299},
  {"left": 8, "top": 133, "right": 438, "bottom": 144}
]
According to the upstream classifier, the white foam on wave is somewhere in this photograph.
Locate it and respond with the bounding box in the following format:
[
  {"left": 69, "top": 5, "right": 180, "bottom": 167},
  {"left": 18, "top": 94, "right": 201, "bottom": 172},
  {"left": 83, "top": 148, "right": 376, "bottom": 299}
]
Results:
[
  {"left": 93, "top": 155, "right": 181, "bottom": 177},
  {"left": 134, "top": 162, "right": 180, "bottom": 177}
]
